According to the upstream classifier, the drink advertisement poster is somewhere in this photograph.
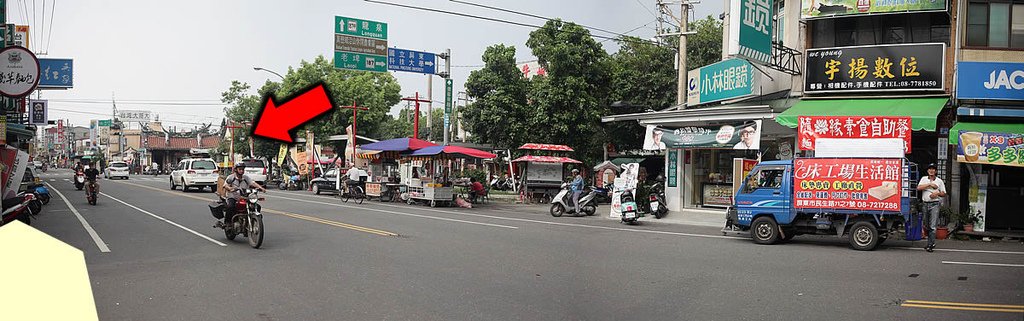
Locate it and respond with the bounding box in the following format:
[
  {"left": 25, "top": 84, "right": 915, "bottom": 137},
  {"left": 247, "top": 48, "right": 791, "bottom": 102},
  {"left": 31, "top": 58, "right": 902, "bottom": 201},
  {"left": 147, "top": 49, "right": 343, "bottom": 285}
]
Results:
[
  {"left": 797, "top": 116, "right": 912, "bottom": 152},
  {"left": 793, "top": 158, "right": 903, "bottom": 211},
  {"left": 957, "top": 131, "right": 1024, "bottom": 167}
]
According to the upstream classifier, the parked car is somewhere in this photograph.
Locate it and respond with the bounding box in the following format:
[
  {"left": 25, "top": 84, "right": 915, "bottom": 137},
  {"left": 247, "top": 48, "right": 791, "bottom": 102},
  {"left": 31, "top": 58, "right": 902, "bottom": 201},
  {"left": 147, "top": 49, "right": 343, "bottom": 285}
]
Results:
[
  {"left": 240, "top": 158, "right": 268, "bottom": 186},
  {"left": 32, "top": 161, "right": 44, "bottom": 170},
  {"left": 169, "top": 158, "right": 219, "bottom": 192},
  {"left": 104, "top": 161, "right": 131, "bottom": 179},
  {"left": 309, "top": 168, "right": 341, "bottom": 195}
]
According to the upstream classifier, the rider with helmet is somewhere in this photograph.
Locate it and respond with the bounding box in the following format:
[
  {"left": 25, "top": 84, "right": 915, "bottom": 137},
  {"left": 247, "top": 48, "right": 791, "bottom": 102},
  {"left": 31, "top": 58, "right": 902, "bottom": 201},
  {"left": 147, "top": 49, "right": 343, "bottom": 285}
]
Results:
[{"left": 220, "top": 163, "right": 266, "bottom": 227}]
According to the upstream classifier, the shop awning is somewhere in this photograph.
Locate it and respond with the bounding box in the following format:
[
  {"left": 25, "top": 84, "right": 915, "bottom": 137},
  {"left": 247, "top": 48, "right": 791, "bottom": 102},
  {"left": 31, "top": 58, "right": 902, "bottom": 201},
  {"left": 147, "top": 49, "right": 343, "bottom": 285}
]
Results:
[
  {"left": 948, "top": 122, "right": 1024, "bottom": 145},
  {"left": 511, "top": 155, "right": 581, "bottom": 164},
  {"left": 775, "top": 97, "right": 949, "bottom": 131}
]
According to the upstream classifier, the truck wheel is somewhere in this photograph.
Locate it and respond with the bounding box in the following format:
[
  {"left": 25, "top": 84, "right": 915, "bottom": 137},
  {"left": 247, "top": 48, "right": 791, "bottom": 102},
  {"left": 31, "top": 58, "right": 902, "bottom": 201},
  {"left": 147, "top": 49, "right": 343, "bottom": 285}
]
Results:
[
  {"left": 849, "top": 221, "right": 880, "bottom": 251},
  {"left": 751, "top": 216, "right": 780, "bottom": 245}
]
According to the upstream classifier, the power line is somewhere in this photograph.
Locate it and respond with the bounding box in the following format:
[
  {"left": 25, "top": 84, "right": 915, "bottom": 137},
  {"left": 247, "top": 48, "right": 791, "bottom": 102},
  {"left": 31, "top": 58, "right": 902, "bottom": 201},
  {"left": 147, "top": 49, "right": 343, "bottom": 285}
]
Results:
[
  {"left": 635, "top": 0, "right": 658, "bottom": 19},
  {"left": 48, "top": 108, "right": 218, "bottom": 127},
  {"left": 449, "top": 0, "right": 627, "bottom": 38},
  {"left": 46, "top": 0, "right": 55, "bottom": 54},
  {"left": 47, "top": 100, "right": 228, "bottom": 106}
]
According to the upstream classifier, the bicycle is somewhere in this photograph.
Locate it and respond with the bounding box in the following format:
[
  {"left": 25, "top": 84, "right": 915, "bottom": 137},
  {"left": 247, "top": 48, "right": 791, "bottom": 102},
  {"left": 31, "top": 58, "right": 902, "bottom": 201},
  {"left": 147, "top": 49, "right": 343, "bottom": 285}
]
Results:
[{"left": 341, "top": 181, "right": 365, "bottom": 204}]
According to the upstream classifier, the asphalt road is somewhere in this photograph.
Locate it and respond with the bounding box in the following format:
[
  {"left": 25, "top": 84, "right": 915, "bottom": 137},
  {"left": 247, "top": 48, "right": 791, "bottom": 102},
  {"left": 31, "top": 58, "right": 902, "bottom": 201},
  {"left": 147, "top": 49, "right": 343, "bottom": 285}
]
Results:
[{"left": 26, "top": 169, "right": 1024, "bottom": 321}]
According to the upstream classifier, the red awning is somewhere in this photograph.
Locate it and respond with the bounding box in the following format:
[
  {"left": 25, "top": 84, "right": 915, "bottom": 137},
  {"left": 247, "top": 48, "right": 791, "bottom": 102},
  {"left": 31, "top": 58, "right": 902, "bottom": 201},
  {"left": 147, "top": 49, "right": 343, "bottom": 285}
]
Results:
[
  {"left": 511, "top": 155, "right": 581, "bottom": 164},
  {"left": 518, "top": 143, "right": 574, "bottom": 152}
]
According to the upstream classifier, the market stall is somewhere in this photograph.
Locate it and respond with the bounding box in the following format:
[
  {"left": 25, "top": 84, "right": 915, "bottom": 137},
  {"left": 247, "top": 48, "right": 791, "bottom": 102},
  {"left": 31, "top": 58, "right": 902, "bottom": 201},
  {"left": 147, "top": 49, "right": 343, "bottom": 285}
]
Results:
[
  {"left": 400, "top": 145, "right": 497, "bottom": 207},
  {"left": 358, "top": 138, "right": 439, "bottom": 202},
  {"left": 512, "top": 154, "right": 582, "bottom": 203}
]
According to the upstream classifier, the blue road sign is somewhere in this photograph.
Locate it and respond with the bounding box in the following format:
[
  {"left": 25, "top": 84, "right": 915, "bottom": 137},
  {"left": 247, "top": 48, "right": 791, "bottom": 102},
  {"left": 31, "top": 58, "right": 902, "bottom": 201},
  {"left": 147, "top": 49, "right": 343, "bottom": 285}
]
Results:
[
  {"left": 39, "top": 58, "right": 73, "bottom": 88},
  {"left": 388, "top": 48, "right": 436, "bottom": 75}
]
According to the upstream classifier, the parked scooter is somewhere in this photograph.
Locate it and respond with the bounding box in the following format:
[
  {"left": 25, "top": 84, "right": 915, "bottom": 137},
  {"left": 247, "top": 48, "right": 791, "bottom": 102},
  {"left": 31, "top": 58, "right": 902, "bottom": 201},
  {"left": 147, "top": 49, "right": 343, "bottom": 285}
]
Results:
[
  {"left": 1, "top": 194, "right": 36, "bottom": 226},
  {"left": 490, "top": 176, "right": 514, "bottom": 191},
  {"left": 648, "top": 176, "right": 668, "bottom": 219},
  {"left": 620, "top": 188, "right": 642, "bottom": 224},
  {"left": 550, "top": 183, "right": 599, "bottom": 217},
  {"left": 74, "top": 171, "right": 86, "bottom": 190},
  {"left": 592, "top": 182, "right": 613, "bottom": 204}
]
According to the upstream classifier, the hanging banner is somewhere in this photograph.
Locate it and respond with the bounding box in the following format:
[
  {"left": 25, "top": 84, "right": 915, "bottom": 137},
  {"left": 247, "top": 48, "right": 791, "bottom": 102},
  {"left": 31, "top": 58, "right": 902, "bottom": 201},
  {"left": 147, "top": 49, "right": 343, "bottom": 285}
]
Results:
[
  {"left": 644, "top": 120, "right": 762, "bottom": 150},
  {"left": 801, "top": 0, "right": 948, "bottom": 19},
  {"left": 805, "top": 43, "right": 945, "bottom": 93},
  {"left": 276, "top": 143, "right": 288, "bottom": 166},
  {"left": 793, "top": 158, "right": 903, "bottom": 211},
  {"left": 797, "top": 116, "right": 912, "bottom": 152},
  {"left": 956, "top": 131, "right": 1024, "bottom": 167}
]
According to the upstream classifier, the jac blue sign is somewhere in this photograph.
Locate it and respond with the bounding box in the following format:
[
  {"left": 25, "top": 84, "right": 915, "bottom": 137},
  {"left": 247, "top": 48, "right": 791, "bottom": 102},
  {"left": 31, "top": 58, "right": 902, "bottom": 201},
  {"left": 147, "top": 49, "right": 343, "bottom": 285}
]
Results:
[
  {"left": 38, "top": 58, "right": 73, "bottom": 88},
  {"left": 387, "top": 48, "right": 436, "bottom": 75},
  {"left": 957, "top": 61, "right": 1024, "bottom": 101}
]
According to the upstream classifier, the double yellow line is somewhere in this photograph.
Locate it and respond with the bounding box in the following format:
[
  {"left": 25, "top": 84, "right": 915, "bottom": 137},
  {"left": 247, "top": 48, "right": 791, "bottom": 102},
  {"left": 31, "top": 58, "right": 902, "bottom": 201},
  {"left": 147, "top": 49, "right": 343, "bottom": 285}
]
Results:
[
  {"left": 902, "top": 300, "right": 1024, "bottom": 313},
  {"left": 114, "top": 181, "right": 398, "bottom": 237}
]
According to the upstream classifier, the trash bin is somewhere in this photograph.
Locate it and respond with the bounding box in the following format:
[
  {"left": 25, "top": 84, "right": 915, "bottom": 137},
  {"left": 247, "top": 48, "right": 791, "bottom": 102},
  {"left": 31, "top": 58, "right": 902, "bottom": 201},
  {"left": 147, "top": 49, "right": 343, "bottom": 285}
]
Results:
[{"left": 905, "top": 212, "right": 923, "bottom": 241}]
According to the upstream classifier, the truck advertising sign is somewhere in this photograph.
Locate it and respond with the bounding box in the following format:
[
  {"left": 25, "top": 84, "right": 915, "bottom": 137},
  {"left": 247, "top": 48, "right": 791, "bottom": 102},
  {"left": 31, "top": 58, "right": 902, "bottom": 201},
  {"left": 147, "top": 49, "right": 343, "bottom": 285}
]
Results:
[
  {"left": 792, "top": 158, "right": 902, "bottom": 211},
  {"left": 797, "top": 116, "right": 912, "bottom": 152}
]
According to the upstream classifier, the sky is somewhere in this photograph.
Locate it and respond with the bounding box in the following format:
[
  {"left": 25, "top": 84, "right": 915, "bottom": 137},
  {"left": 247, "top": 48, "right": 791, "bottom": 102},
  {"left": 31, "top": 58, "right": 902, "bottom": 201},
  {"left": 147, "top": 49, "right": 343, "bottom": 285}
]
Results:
[{"left": 8, "top": 0, "right": 725, "bottom": 131}]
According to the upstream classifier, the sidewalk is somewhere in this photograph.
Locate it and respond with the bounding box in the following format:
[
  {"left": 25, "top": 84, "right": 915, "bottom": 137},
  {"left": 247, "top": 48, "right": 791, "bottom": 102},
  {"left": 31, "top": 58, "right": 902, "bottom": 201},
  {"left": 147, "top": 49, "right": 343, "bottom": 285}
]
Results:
[{"left": 637, "top": 207, "right": 726, "bottom": 228}]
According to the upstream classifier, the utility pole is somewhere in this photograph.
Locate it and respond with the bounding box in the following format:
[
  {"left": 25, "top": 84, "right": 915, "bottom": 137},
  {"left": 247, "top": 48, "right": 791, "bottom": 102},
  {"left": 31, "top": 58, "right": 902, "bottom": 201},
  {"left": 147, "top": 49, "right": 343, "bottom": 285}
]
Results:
[
  {"left": 339, "top": 101, "right": 368, "bottom": 161},
  {"left": 425, "top": 75, "right": 432, "bottom": 140},
  {"left": 658, "top": 0, "right": 695, "bottom": 108},
  {"left": 441, "top": 48, "right": 452, "bottom": 145},
  {"left": 402, "top": 92, "right": 431, "bottom": 139},
  {"left": 224, "top": 121, "right": 245, "bottom": 166}
]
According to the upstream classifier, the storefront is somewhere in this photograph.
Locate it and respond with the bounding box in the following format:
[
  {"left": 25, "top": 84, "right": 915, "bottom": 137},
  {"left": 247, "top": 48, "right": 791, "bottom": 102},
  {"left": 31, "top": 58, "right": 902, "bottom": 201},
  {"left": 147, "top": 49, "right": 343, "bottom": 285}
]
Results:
[{"left": 950, "top": 61, "right": 1024, "bottom": 231}]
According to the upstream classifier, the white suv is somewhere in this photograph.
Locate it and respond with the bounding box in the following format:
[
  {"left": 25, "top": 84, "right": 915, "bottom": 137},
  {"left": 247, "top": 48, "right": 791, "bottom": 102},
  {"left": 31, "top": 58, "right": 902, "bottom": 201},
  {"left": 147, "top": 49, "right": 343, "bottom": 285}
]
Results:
[
  {"left": 170, "top": 158, "right": 219, "bottom": 192},
  {"left": 105, "top": 161, "right": 130, "bottom": 179},
  {"left": 240, "top": 158, "right": 268, "bottom": 186}
]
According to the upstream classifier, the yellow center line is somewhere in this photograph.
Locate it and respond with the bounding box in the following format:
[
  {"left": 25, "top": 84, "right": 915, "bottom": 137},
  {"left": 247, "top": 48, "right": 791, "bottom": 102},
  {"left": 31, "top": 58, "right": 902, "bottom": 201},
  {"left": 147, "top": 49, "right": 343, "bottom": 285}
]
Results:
[
  {"left": 903, "top": 300, "right": 1024, "bottom": 309},
  {"left": 901, "top": 300, "right": 1024, "bottom": 314},
  {"left": 111, "top": 180, "right": 398, "bottom": 237}
]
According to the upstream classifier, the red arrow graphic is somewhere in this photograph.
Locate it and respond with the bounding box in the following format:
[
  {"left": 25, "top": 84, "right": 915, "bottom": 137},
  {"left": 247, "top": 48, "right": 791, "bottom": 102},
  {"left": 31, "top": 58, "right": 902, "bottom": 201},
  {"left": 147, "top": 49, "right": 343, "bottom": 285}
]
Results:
[{"left": 252, "top": 83, "right": 335, "bottom": 143}]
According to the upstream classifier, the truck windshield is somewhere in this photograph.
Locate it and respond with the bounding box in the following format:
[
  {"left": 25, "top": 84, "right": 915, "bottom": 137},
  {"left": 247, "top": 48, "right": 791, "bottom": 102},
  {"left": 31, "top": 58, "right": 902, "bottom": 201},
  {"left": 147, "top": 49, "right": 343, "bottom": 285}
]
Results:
[{"left": 743, "top": 167, "right": 786, "bottom": 193}]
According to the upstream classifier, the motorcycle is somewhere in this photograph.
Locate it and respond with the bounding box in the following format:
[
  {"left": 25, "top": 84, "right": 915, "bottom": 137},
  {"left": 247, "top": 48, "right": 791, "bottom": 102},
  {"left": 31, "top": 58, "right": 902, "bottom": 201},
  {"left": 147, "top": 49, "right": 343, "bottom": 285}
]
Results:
[
  {"left": 490, "top": 176, "right": 514, "bottom": 191},
  {"left": 74, "top": 171, "right": 86, "bottom": 190},
  {"left": 26, "top": 183, "right": 50, "bottom": 205},
  {"left": 592, "top": 182, "right": 613, "bottom": 204},
  {"left": 278, "top": 175, "right": 302, "bottom": 191},
  {"left": 85, "top": 179, "right": 99, "bottom": 205},
  {"left": 1, "top": 194, "right": 36, "bottom": 226},
  {"left": 648, "top": 178, "right": 668, "bottom": 219},
  {"left": 620, "top": 188, "right": 642, "bottom": 224},
  {"left": 19, "top": 190, "right": 43, "bottom": 216},
  {"left": 210, "top": 189, "right": 265, "bottom": 248},
  {"left": 550, "top": 183, "right": 599, "bottom": 217}
]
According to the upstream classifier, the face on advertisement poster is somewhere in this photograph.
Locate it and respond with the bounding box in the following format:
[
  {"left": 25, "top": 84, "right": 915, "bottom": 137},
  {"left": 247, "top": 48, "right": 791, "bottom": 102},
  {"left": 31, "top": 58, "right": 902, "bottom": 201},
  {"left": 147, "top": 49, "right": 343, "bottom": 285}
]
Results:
[
  {"left": 643, "top": 125, "right": 667, "bottom": 150},
  {"left": 733, "top": 121, "right": 760, "bottom": 150}
]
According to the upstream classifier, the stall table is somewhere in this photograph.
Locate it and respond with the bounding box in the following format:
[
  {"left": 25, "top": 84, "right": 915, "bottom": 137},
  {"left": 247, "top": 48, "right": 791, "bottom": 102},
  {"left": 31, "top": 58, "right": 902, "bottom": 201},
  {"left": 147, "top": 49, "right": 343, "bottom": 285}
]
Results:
[{"left": 407, "top": 185, "right": 454, "bottom": 207}]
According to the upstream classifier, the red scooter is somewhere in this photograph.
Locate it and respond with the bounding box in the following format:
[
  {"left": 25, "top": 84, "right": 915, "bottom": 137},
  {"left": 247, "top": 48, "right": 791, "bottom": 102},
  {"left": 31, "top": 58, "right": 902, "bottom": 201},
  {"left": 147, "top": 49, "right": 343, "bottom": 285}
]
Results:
[{"left": 1, "top": 194, "right": 36, "bottom": 226}]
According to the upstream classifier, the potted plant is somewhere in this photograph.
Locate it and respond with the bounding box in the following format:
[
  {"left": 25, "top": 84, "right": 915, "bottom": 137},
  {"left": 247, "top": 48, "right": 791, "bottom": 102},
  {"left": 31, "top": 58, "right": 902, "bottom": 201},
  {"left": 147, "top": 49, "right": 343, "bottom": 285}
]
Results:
[
  {"left": 958, "top": 209, "right": 980, "bottom": 232},
  {"left": 935, "top": 205, "right": 955, "bottom": 239}
]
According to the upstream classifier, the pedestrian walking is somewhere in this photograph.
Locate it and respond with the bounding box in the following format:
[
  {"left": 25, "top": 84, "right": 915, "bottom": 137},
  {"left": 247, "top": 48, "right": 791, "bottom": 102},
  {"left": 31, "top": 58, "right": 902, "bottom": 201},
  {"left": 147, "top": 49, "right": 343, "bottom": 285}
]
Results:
[{"left": 917, "top": 163, "right": 947, "bottom": 252}]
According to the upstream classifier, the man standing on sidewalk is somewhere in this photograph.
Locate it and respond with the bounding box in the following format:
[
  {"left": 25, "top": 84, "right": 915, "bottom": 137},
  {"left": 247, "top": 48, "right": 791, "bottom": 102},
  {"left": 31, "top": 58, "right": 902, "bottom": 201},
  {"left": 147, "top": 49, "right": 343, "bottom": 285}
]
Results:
[{"left": 917, "top": 163, "right": 947, "bottom": 252}]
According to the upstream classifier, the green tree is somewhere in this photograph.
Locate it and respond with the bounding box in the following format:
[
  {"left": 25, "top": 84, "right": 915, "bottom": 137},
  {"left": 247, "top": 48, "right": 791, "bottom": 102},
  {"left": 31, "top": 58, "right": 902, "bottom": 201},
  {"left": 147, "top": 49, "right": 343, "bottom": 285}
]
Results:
[
  {"left": 607, "top": 36, "right": 678, "bottom": 152},
  {"left": 461, "top": 44, "right": 532, "bottom": 149},
  {"left": 526, "top": 19, "right": 612, "bottom": 164},
  {"left": 219, "top": 80, "right": 280, "bottom": 160},
  {"left": 685, "top": 15, "right": 724, "bottom": 70}
]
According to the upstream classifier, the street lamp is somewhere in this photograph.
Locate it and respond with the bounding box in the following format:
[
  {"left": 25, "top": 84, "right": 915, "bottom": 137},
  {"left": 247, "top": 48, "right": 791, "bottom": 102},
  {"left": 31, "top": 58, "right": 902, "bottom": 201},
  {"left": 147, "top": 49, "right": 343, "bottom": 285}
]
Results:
[{"left": 253, "top": 67, "right": 285, "bottom": 80}]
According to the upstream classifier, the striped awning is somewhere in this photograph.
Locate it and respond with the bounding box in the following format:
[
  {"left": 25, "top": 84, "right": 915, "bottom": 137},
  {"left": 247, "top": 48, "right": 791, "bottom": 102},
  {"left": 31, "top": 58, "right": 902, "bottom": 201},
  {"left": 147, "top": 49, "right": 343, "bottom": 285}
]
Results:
[{"left": 357, "top": 150, "right": 382, "bottom": 159}]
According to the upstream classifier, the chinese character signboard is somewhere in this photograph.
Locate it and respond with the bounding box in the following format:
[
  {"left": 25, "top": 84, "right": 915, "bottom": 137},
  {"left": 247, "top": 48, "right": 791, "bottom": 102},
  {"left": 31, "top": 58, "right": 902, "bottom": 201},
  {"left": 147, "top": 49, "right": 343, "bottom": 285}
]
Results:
[
  {"left": 13, "top": 25, "right": 26, "bottom": 48},
  {"left": 387, "top": 48, "right": 436, "bottom": 75},
  {"left": 667, "top": 150, "right": 678, "bottom": 187},
  {"left": 956, "top": 131, "right": 1024, "bottom": 167},
  {"left": 516, "top": 61, "right": 546, "bottom": 79},
  {"left": 0, "top": 46, "right": 39, "bottom": 98},
  {"left": 687, "top": 58, "right": 756, "bottom": 106},
  {"left": 733, "top": 0, "right": 773, "bottom": 64},
  {"left": 117, "top": 110, "right": 151, "bottom": 122},
  {"left": 806, "top": 43, "right": 944, "bottom": 93},
  {"left": 27, "top": 99, "right": 45, "bottom": 125},
  {"left": 798, "top": 116, "right": 912, "bottom": 152},
  {"left": 38, "top": 58, "right": 72, "bottom": 88},
  {"left": 333, "top": 16, "right": 387, "bottom": 73},
  {"left": 793, "top": 158, "right": 903, "bottom": 211},
  {"left": 956, "top": 61, "right": 1024, "bottom": 101},
  {"left": 644, "top": 121, "right": 762, "bottom": 150},
  {"left": 97, "top": 119, "right": 111, "bottom": 127},
  {"left": 801, "top": 0, "right": 948, "bottom": 19}
]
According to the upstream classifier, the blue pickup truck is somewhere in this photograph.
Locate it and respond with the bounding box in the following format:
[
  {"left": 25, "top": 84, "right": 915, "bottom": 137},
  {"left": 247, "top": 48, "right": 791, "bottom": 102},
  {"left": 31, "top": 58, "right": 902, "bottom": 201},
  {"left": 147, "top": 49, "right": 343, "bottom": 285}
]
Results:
[{"left": 724, "top": 158, "right": 918, "bottom": 251}]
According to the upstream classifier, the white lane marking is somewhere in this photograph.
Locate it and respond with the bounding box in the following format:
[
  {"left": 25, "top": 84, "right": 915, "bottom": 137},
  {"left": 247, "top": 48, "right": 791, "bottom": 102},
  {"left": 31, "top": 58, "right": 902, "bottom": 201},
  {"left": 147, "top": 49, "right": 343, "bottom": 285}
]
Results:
[
  {"left": 49, "top": 179, "right": 56, "bottom": 181},
  {"left": 100, "top": 192, "right": 227, "bottom": 247},
  {"left": 45, "top": 183, "right": 111, "bottom": 253},
  {"left": 271, "top": 195, "right": 518, "bottom": 229},
  {"left": 276, "top": 191, "right": 744, "bottom": 240},
  {"left": 63, "top": 179, "right": 70, "bottom": 182},
  {"left": 941, "top": 261, "right": 1024, "bottom": 268},
  {"left": 895, "top": 247, "right": 1024, "bottom": 255}
]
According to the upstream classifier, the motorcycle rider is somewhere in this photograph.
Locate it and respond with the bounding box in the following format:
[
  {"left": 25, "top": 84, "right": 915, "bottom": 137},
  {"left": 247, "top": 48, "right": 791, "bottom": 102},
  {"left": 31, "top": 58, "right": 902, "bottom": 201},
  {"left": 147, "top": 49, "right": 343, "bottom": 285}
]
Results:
[
  {"left": 569, "top": 169, "right": 584, "bottom": 214},
  {"left": 220, "top": 163, "right": 267, "bottom": 228},
  {"left": 83, "top": 161, "right": 100, "bottom": 193}
]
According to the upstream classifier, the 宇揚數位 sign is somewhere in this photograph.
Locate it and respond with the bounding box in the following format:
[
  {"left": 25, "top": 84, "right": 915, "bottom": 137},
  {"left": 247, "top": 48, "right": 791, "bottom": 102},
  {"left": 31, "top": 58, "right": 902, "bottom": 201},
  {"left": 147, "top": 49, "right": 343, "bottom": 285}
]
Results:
[
  {"left": 334, "top": 16, "right": 388, "bottom": 73},
  {"left": 733, "top": 0, "right": 773, "bottom": 64},
  {"left": 0, "top": 46, "right": 39, "bottom": 98},
  {"left": 801, "top": 0, "right": 948, "bottom": 19},
  {"left": 956, "top": 61, "right": 1024, "bottom": 101},
  {"left": 686, "top": 58, "right": 756, "bottom": 106},
  {"left": 805, "top": 43, "right": 944, "bottom": 93}
]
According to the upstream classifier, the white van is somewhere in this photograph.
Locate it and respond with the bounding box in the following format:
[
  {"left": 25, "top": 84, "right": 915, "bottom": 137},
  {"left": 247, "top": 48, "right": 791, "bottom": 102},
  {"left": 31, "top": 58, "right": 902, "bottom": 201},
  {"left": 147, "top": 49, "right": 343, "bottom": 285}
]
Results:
[{"left": 170, "top": 158, "right": 219, "bottom": 192}]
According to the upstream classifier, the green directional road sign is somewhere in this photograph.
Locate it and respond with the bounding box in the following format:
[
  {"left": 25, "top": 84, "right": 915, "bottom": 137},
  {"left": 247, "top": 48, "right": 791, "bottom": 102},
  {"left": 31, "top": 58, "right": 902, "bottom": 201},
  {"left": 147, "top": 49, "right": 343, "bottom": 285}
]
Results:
[
  {"left": 444, "top": 79, "right": 453, "bottom": 114},
  {"left": 334, "top": 16, "right": 388, "bottom": 73},
  {"left": 98, "top": 119, "right": 112, "bottom": 127}
]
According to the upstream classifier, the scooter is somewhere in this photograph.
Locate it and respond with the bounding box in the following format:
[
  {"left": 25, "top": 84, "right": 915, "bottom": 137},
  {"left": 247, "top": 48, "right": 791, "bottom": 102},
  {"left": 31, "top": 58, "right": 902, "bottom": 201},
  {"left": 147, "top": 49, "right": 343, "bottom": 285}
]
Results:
[
  {"left": 620, "top": 189, "right": 642, "bottom": 224},
  {"left": 74, "top": 171, "right": 86, "bottom": 190},
  {"left": 592, "top": 182, "right": 613, "bottom": 204},
  {"left": 1, "top": 194, "right": 36, "bottom": 226},
  {"left": 648, "top": 178, "right": 668, "bottom": 219},
  {"left": 550, "top": 183, "right": 599, "bottom": 217}
]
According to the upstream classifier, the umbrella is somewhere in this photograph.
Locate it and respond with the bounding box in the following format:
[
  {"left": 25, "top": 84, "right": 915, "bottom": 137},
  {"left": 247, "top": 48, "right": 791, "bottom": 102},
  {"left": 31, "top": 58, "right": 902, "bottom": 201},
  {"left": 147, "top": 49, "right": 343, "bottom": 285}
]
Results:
[
  {"left": 0, "top": 222, "right": 99, "bottom": 320},
  {"left": 403, "top": 145, "right": 497, "bottom": 159},
  {"left": 359, "top": 138, "right": 437, "bottom": 151},
  {"left": 511, "top": 155, "right": 582, "bottom": 164}
]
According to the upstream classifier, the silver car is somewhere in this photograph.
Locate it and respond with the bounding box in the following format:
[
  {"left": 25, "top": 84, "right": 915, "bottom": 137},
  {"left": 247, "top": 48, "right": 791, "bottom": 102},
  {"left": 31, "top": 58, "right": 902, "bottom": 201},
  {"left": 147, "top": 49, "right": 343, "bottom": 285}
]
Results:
[{"left": 105, "top": 161, "right": 130, "bottom": 179}]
